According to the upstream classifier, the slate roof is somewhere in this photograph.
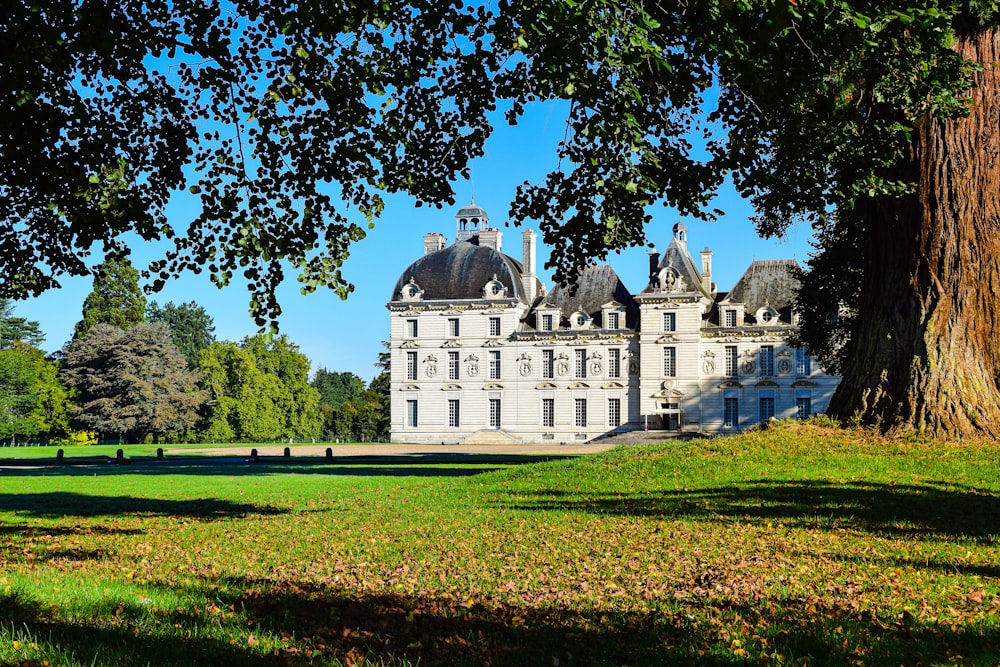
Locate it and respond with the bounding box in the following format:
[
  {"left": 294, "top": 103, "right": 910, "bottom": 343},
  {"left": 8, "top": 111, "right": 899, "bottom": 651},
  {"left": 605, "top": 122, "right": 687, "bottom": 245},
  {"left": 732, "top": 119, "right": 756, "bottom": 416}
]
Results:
[
  {"left": 540, "top": 265, "right": 638, "bottom": 329},
  {"left": 389, "top": 236, "right": 533, "bottom": 303},
  {"left": 722, "top": 259, "right": 800, "bottom": 312},
  {"left": 640, "top": 235, "right": 712, "bottom": 299}
]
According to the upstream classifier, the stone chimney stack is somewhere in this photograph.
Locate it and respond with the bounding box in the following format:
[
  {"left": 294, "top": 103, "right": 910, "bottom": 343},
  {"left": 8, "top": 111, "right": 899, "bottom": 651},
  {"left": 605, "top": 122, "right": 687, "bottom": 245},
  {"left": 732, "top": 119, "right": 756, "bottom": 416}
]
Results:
[
  {"left": 521, "top": 228, "right": 538, "bottom": 302},
  {"left": 648, "top": 248, "right": 660, "bottom": 286},
  {"left": 478, "top": 228, "right": 502, "bottom": 253},
  {"left": 423, "top": 232, "right": 446, "bottom": 256},
  {"left": 700, "top": 247, "right": 714, "bottom": 293}
]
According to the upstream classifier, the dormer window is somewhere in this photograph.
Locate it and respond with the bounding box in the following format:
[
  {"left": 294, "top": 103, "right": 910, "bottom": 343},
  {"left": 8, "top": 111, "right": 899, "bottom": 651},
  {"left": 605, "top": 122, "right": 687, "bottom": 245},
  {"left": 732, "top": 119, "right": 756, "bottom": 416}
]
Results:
[
  {"left": 482, "top": 275, "right": 508, "bottom": 299},
  {"left": 569, "top": 310, "right": 590, "bottom": 330},
  {"left": 756, "top": 306, "right": 778, "bottom": 325},
  {"left": 540, "top": 313, "right": 554, "bottom": 331},
  {"left": 400, "top": 278, "right": 423, "bottom": 301},
  {"left": 723, "top": 309, "right": 737, "bottom": 328}
]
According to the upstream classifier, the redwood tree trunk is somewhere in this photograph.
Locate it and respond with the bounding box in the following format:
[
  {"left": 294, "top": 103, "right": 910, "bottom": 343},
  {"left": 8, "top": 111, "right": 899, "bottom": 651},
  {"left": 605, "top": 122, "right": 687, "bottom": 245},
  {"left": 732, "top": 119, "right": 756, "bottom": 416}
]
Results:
[{"left": 828, "top": 25, "right": 1000, "bottom": 439}]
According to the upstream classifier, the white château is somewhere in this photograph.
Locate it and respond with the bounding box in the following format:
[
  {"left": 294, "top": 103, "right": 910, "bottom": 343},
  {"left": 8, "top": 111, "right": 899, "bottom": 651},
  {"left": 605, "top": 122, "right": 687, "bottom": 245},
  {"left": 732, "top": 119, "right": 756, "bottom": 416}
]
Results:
[{"left": 387, "top": 203, "right": 840, "bottom": 444}]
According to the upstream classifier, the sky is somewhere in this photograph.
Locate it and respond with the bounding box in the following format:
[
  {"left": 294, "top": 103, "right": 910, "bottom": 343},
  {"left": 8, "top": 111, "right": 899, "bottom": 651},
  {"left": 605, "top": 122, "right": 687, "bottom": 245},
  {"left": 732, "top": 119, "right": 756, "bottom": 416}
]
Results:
[{"left": 14, "top": 101, "right": 816, "bottom": 384}]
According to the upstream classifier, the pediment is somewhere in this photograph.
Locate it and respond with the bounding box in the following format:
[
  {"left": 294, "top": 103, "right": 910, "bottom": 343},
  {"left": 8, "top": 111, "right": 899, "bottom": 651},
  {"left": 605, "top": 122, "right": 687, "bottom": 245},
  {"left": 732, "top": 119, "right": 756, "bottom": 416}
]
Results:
[
  {"left": 536, "top": 382, "right": 558, "bottom": 389},
  {"left": 400, "top": 340, "right": 420, "bottom": 349},
  {"left": 603, "top": 381, "right": 625, "bottom": 389}
]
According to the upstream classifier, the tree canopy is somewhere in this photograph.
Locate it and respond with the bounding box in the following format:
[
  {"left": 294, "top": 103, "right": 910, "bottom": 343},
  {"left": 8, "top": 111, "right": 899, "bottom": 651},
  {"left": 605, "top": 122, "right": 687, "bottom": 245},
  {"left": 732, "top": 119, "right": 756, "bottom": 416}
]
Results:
[
  {"left": 73, "top": 253, "right": 146, "bottom": 339},
  {"left": 61, "top": 322, "right": 204, "bottom": 442},
  {"left": 147, "top": 300, "right": 216, "bottom": 369},
  {"left": 6, "top": 1, "right": 1000, "bottom": 435}
]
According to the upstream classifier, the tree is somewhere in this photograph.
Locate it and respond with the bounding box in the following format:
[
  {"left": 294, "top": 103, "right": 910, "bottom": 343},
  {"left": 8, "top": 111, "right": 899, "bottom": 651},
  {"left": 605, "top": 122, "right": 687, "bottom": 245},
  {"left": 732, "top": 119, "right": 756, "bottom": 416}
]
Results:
[
  {"left": 5, "top": 1, "right": 999, "bottom": 436},
  {"left": 312, "top": 368, "right": 364, "bottom": 409},
  {"left": 73, "top": 253, "right": 146, "bottom": 339},
  {"left": 198, "top": 335, "right": 322, "bottom": 441},
  {"left": 147, "top": 300, "right": 216, "bottom": 369},
  {"left": 61, "top": 323, "right": 205, "bottom": 442},
  {"left": 0, "top": 300, "right": 44, "bottom": 349},
  {"left": 0, "top": 343, "right": 45, "bottom": 441}
]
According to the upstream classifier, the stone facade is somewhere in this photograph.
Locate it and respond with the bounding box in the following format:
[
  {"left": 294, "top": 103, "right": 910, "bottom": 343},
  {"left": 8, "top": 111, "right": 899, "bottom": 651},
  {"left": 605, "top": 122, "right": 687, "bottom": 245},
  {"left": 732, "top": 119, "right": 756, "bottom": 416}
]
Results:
[{"left": 387, "top": 204, "right": 840, "bottom": 444}]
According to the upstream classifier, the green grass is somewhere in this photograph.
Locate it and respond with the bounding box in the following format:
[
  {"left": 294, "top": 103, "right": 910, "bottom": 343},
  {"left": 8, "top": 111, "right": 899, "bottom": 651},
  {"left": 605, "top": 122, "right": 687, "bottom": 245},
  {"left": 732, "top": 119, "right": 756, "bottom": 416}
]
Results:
[{"left": 0, "top": 421, "right": 999, "bottom": 665}]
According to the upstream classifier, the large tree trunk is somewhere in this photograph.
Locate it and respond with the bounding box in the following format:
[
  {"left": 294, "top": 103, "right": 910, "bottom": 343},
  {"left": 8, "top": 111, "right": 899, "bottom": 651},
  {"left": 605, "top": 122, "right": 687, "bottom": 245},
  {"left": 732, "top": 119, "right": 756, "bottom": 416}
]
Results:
[{"left": 828, "top": 26, "right": 1000, "bottom": 439}]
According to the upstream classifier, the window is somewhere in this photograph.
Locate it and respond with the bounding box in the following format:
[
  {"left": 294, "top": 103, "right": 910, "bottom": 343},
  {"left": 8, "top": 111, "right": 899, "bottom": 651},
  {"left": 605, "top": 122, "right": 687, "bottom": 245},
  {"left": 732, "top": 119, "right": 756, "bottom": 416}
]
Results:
[
  {"left": 796, "top": 347, "right": 812, "bottom": 375},
  {"left": 542, "top": 349, "right": 555, "bottom": 379},
  {"left": 575, "top": 398, "right": 588, "bottom": 427},
  {"left": 724, "top": 309, "right": 737, "bottom": 327},
  {"left": 448, "top": 351, "right": 459, "bottom": 380},
  {"left": 540, "top": 313, "right": 554, "bottom": 331},
  {"left": 608, "top": 398, "right": 621, "bottom": 427},
  {"left": 406, "top": 319, "right": 418, "bottom": 337},
  {"left": 725, "top": 346, "right": 739, "bottom": 377},
  {"left": 448, "top": 318, "right": 460, "bottom": 337},
  {"left": 608, "top": 348, "right": 621, "bottom": 378},
  {"left": 448, "top": 399, "right": 460, "bottom": 427},
  {"left": 759, "top": 345, "right": 774, "bottom": 376},
  {"left": 607, "top": 312, "right": 620, "bottom": 329},
  {"left": 489, "top": 316, "right": 501, "bottom": 337},
  {"left": 663, "top": 312, "right": 676, "bottom": 332},
  {"left": 406, "top": 351, "right": 417, "bottom": 380},
  {"left": 489, "top": 398, "right": 501, "bottom": 429},
  {"left": 759, "top": 396, "right": 775, "bottom": 422},
  {"left": 489, "top": 350, "right": 501, "bottom": 379},
  {"left": 406, "top": 400, "right": 418, "bottom": 427},
  {"left": 796, "top": 394, "right": 812, "bottom": 420},
  {"left": 723, "top": 397, "right": 739, "bottom": 428},
  {"left": 574, "top": 349, "right": 587, "bottom": 378},
  {"left": 663, "top": 347, "right": 676, "bottom": 377},
  {"left": 542, "top": 398, "right": 555, "bottom": 428}
]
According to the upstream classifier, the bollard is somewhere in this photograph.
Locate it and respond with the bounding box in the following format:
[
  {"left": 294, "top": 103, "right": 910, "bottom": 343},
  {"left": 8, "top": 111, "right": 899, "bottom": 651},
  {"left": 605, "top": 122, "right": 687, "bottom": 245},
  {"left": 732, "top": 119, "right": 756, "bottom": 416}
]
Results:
[
  {"left": 325, "top": 447, "right": 333, "bottom": 462},
  {"left": 250, "top": 448, "right": 258, "bottom": 460},
  {"left": 116, "top": 448, "right": 124, "bottom": 464},
  {"left": 156, "top": 447, "right": 164, "bottom": 460},
  {"left": 56, "top": 449, "right": 64, "bottom": 464},
  {"left": 283, "top": 446, "right": 291, "bottom": 458}
]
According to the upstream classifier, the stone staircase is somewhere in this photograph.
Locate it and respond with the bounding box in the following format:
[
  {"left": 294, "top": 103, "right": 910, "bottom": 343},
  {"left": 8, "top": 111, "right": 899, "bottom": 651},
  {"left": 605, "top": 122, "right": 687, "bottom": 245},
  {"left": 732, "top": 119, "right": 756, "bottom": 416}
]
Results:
[{"left": 461, "top": 429, "right": 523, "bottom": 446}]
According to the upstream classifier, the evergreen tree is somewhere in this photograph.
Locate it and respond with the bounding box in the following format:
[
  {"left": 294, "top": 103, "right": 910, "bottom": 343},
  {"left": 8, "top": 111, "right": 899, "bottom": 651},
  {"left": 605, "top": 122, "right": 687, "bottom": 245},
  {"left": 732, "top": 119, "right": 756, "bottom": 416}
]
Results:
[
  {"left": 61, "top": 323, "right": 205, "bottom": 443},
  {"left": 147, "top": 300, "right": 216, "bottom": 369},
  {"left": 0, "top": 300, "right": 44, "bottom": 349},
  {"left": 73, "top": 253, "right": 146, "bottom": 340}
]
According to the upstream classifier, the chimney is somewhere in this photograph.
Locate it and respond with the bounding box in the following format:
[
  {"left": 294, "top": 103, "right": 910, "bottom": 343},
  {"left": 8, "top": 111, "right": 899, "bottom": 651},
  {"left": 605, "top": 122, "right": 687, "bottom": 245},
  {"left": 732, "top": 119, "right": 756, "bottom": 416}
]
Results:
[
  {"left": 648, "top": 248, "right": 660, "bottom": 286},
  {"left": 700, "top": 247, "right": 714, "bottom": 293},
  {"left": 423, "top": 232, "right": 446, "bottom": 255},
  {"left": 521, "top": 229, "right": 538, "bottom": 302},
  {"left": 478, "top": 228, "right": 502, "bottom": 253}
]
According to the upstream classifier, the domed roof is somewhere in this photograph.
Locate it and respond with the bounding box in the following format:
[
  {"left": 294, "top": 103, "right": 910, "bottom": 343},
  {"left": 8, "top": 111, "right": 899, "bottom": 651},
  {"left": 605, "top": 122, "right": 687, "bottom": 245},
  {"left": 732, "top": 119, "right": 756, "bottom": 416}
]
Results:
[
  {"left": 390, "top": 239, "right": 529, "bottom": 303},
  {"left": 456, "top": 204, "right": 489, "bottom": 222}
]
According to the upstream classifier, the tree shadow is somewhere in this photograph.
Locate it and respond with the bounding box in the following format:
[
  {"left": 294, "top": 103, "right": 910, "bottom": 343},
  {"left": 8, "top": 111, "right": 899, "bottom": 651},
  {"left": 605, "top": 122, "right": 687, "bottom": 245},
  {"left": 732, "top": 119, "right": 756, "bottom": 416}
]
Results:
[
  {"left": 8, "top": 576, "right": 998, "bottom": 666},
  {"left": 0, "top": 453, "right": 574, "bottom": 478},
  {"left": 0, "top": 491, "right": 285, "bottom": 519},
  {"left": 508, "top": 479, "right": 1000, "bottom": 542}
]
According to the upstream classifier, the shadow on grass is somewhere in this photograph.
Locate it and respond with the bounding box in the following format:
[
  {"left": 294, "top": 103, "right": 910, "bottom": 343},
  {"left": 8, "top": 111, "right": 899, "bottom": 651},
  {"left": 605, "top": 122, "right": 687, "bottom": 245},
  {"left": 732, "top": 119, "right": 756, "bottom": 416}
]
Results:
[
  {"left": 0, "top": 491, "right": 284, "bottom": 519},
  {"left": 0, "top": 453, "right": 573, "bottom": 479},
  {"left": 509, "top": 479, "right": 1000, "bottom": 542},
  {"left": 6, "top": 577, "right": 1000, "bottom": 666}
]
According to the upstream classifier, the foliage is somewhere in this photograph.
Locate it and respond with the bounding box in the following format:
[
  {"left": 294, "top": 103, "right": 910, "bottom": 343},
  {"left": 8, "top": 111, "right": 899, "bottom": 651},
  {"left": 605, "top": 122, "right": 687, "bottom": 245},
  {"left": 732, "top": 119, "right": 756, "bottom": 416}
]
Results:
[
  {"left": 0, "top": 299, "right": 44, "bottom": 349},
  {"left": 72, "top": 253, "right": 146, "bottom": 340},
  {"left": 1, "top": 425, "right": 1000, "bottom": 664},
  {"left": 198, "top": 335, "right": 322, "bottom": 442},
  {"left": 0, "top": 343, "right": 70, "bottom": 442},
  {"left": 333, "top": 389, "right": 390, "bottom": 442},
  {"left": 311, "top": 368, "right": 363, "bottom": 410},
  {"left": 0, "top": 343, "right": 44, "bottom": 440},
  {"left": 790, "top": 209, "right": 864, "bottom": 376},
  {"left": 146, "top": 300, "right": 217, "bottom": 369},
  {"left": 60, "top": 322, "right": 205, "bottom": 442}
]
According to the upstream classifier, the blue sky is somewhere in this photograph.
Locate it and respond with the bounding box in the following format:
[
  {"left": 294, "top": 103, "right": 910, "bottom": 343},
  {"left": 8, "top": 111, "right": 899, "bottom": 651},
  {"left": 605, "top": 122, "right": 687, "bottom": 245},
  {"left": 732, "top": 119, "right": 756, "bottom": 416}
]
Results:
[{"left": 15, "top": 101, "right": 815, "bottom": 384}]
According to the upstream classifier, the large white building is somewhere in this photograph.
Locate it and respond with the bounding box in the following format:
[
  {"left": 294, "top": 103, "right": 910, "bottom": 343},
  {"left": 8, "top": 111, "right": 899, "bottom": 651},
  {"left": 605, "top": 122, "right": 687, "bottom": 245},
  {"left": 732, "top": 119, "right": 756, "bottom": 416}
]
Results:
[{"left": 387, "top": 203, "right": 839, "bottom": 444}]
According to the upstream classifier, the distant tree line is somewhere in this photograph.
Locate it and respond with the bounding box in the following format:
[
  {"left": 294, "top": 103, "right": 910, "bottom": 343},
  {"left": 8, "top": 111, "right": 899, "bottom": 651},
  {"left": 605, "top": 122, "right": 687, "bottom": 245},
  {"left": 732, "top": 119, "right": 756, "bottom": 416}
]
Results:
[{"left": 0, "top": 254, "right": 389, "bottom": 445}]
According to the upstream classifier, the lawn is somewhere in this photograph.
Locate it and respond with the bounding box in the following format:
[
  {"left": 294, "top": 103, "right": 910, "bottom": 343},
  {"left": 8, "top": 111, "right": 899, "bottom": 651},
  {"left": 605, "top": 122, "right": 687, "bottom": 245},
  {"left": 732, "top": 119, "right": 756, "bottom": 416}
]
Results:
[{"left": 0, "top": 421, "right": 998, "bottom": 666}]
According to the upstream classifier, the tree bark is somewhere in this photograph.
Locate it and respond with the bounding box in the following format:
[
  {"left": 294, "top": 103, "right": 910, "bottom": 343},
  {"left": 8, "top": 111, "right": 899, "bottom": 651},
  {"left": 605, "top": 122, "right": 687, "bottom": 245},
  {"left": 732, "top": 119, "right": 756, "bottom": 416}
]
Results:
[{"left": 828, "top": 26, "right": 1000, "bottom": 438}]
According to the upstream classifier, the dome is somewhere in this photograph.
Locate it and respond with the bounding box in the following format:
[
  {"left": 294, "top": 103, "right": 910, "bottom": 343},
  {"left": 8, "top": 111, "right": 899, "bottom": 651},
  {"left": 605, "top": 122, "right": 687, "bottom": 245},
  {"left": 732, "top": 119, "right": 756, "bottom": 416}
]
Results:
[
  {"left": 390, "top": 240, "right": 528, "bottom": 303},
  {"left": 456, "top": 204, "right": 489, "bottom": 223}
]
